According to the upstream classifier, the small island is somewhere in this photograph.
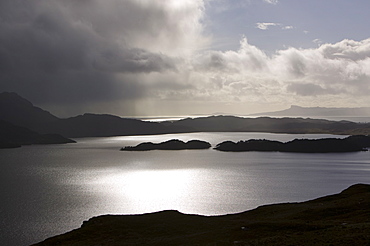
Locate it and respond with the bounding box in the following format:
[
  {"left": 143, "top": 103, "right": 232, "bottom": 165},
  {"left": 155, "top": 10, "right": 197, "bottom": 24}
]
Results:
[
  {"left": 121, "top": 139, "right": 211, "bottom": 151},
  {"left": 214, "top": 135, "right": 370, "bottom": 153}
]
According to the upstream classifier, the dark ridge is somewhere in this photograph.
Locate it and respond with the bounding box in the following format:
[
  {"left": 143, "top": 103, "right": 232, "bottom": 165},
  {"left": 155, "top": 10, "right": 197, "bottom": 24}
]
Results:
[
  {"left": 0, "top": 119, "right": 75, "bottom": 148},
  {"left": 2, "top": 92, "right": 370, "bottom": 139},
  {"left": 41, "top": 113, "right": 173, "bottom": 138},
  {"left": 162, "top": 115, "right": 370, "bottom": 135},
  {"left": 32, "top": 184, "right": 370, "bottom": 246},
  {"left": 121, "top": 139, "right": 211, "bottom": 151},
  {"left": 0, "top": 92, "right": 59, "bottom": 131}
]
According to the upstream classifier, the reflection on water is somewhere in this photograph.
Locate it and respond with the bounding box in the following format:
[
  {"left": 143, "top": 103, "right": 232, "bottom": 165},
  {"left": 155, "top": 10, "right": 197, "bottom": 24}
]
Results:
[
  {"left": 93, "top": 169, "right": 195, "bottom": 212},
  {"left": 0, "top": 132, "right": 369, "bottom": 246}
]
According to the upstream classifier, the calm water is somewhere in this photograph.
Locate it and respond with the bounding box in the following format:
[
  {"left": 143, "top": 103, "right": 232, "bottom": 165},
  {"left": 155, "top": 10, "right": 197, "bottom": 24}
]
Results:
[{"left": 1, "top": 132, "right": 370, "bottom": 246}]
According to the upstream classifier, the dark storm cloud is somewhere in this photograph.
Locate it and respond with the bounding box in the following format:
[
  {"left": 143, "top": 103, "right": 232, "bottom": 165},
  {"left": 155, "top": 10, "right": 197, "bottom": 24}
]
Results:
[
  {"left": 93, "top": 48, "right": 176, "bottom": 73},
  {"left": 0, "top": 0, "right": 177, "bottom": 106}
]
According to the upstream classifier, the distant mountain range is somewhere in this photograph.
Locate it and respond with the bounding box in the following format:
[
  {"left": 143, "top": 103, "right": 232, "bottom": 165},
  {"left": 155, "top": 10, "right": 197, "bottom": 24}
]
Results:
[
  {"left": 1, "top": 92, "right": 370, "bottom": 148},
  {"left": 250, "top": 105, "right": 370, "bottom": 117}
]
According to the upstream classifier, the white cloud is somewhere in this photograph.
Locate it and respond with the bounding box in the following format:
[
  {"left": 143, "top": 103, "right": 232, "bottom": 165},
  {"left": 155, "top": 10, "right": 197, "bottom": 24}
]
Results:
[
  {"left": 256, "top": 22, "right": 280, "bottom": 30},
  {"left": 187, "top": 37, "right": 370, "bottom": 109},
  {"left": 313, "top": 39, "right": 322, "bottom": 45},
  {"left": 263, "top": 0, "right": 279, "bottom": 4},
  {"left": 282, "top": 25, "right": 294, "bottom": 30}
]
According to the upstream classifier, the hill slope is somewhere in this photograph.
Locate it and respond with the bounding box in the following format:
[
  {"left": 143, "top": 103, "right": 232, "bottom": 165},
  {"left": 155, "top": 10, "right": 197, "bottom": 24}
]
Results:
[
  {"left": 163, "top": 115, "right": 370, "bottom": 135},
  {"left": 32, "top": 184, "right": 370, "bottom": 246},
  {"left": 0, "top": 120, "right": 75, "bottom": 148},
  {"left": 0, "top": 92, "right": 59, "bottom": 131}
]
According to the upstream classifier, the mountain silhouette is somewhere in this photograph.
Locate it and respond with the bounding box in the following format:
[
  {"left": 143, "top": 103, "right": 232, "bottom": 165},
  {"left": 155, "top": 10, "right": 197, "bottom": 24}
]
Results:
[
  {"left": 162, "top": 115, "right": 370, "bottom": 135},
  {"left": 0, "top": 92, "right": 179, "bottom": 138},
  {"left": 250, "top": 105, "right": 370, "bottom": 117},
  {"left": 0, "top": 92, "right": 59, "bottom": 131},
  {"left": 0, "top": 119, "right": 75, "bottom": 148},
  {"left": 1, "top": 92, "right": 370, "bottom": 139},
  {"left": 41, "top": 113, "right": 171, "bottom": 138}
]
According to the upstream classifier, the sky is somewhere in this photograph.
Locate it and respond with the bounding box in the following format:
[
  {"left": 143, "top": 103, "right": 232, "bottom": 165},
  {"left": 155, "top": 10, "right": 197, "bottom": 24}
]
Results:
[{"left": 1, "top": 0, "right": 370, "bottom": 117}]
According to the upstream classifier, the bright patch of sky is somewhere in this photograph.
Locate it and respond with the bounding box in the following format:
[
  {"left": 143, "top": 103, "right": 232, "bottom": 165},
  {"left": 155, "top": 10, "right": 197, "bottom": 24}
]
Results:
[{"left": 205, "top": 0, "right": 370, "bottom": 53}]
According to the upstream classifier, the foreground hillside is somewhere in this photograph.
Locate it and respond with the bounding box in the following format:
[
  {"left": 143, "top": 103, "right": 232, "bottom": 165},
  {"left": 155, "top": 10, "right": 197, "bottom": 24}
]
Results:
[{"left": 33, "top": 184, "right": 370, "bottom": 246}]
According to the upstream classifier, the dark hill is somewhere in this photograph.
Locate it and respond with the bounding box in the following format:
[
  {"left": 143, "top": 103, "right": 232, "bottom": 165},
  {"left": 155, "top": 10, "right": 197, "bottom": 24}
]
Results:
[
  {"left": 163, "top": 115, "right": 370, "bottom": 135},
  {"left": 0, "top": 92, "right": 59, "bottom": 131},
  {"left": 121, "top": 139, "right": 211, "bottom": 151},
  {"left": 0, "top": 120, "right": 75, "bottom": 148},
  {"left": 2, "top": 92, "right": 370, "bottom": 138},
  {"left": 42, "top": 113, "right": 172, "bottom": 138},
  {"left": 32, "top": 184, "right": 370, "bottom": 246}
]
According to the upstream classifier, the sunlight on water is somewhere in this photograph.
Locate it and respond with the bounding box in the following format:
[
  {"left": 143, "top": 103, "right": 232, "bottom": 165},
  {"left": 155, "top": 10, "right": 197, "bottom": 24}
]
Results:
[
  {"left": 1, "top": 132, "right": 370, "bottom": 246},
  {"left": 93, "top": 169, "right": 195, "bottom": 211}
]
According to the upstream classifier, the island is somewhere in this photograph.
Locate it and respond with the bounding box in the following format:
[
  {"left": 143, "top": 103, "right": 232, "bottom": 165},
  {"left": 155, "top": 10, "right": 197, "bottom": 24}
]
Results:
[
  {"left": 214, "top": 135, "right": 370, "bottom": 153},
  {"left": 120, "top": 139, "right": 211, "bottom": 151},
  {"left": 32, "top": 184, "right": 370, "bottom": 246}
]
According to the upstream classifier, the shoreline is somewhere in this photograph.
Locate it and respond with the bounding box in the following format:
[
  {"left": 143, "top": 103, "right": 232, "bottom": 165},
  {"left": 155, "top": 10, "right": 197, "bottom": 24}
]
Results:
[{"left": 32, "top": 184, "right": 370, "bottom": 246}]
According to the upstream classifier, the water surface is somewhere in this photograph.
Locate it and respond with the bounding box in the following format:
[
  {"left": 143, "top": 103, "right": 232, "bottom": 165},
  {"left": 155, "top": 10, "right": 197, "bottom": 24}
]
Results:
[{"left": 1, "top": 132, "right": 369, "bottom": 245}]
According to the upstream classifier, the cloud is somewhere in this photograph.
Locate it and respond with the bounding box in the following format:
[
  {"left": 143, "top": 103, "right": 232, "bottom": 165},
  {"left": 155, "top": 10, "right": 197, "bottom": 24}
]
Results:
[
  {"left": 263, "top": 0, "right": 279, "bottom": 4},
  {"left": 313, "top": 39, "right": 323, "bottom": 46},
  {"left": 193, "top": 38, "right": 269, "bottom": 73},
  {"left": 319, "top": 39, "right": 370, "bottom": 61},
  {"left": 0, "top": 0, "right": 207, "bottom": 113},
  {"left": 189, "top": 37, "right": 370, "bottom": 109},
  {"left": 256, "top": 23, "right": 294, "bottom": 31},
  {"left": 256, "top": 22, "right": 280, "bottom": 30},
  {"left": 286, "top": 83, "right": 344, "bottom": 96},
  {"left": 282, "top": 25, "right": 294, "bottom": 30},
  {"left": 1, "top": 0, "right": 370, "bottom": 116}
]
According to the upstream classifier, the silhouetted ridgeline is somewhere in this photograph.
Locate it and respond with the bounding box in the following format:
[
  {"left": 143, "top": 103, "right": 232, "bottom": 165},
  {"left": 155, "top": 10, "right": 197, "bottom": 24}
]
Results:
[
  {"left": 0, "top": 92, "right": 59, "bottom": 130},
  {"left": 32, "top": 184, "right": 370, "bottom": 246},
  {"left": 0, "top": 119, "right": 75, "bottom": 149},
  {"left": 214, "top": 135, "right": 370, "bottom": 153},
  {"left": 2, "top": 92, "right": 370, "bottom": 140},
  {"left": 121, "top": 139, "right": 211, "bottom": 151},
  {"left": 162, "top": 115, "right": 370, "bottom": 135},
  {"left": 250, "top": 105, "right": 370, "bottom": 117}
]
